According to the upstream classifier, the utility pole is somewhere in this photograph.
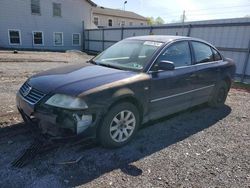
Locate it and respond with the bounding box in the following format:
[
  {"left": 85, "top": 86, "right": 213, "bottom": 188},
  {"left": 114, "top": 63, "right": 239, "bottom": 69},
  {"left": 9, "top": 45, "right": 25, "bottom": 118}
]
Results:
[
  {"left": 181, "top": 10, "right": 185, "bottom": 35},
  {"left": 123, "top": 1, "right": 127, "bottom": 11}
]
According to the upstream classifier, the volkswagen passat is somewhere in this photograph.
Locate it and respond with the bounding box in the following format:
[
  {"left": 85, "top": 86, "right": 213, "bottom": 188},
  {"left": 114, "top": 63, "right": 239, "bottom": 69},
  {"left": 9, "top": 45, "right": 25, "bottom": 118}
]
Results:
[{"left": 16, "top": 35, "right": 235, "bottom": 148}]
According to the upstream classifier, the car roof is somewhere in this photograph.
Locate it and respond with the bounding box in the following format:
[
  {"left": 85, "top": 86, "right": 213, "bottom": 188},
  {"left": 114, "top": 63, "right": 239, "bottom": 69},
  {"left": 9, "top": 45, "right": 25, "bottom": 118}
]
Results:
[
  {"left": 126, "top": 35, "right": 195, "bottom": 43},
  {"left": 125, "top": 35, "right": 218, "bottom": 49}
]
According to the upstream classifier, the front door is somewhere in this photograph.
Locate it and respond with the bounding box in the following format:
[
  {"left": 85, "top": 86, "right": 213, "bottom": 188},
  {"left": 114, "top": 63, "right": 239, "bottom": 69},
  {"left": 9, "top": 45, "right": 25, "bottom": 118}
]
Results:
[{"left": 148, "top": 41, "right": 196, "bottom": 120}]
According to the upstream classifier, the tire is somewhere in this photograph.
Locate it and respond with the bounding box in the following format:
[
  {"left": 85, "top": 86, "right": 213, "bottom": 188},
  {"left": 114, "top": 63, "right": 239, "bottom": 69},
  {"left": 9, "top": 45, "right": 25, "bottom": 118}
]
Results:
[
  {"left": 98, "top": 102, "right": 140, "bottom": 148},
  {"left": 208, "top": 81, "right": 229, "bottom": 108}
]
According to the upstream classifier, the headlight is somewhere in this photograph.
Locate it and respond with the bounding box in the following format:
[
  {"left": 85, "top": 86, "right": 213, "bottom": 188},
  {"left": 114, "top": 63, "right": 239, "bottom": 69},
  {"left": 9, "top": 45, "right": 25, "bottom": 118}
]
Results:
[{"left": 45, "top": 94, "right": 88, "bottom": 110}]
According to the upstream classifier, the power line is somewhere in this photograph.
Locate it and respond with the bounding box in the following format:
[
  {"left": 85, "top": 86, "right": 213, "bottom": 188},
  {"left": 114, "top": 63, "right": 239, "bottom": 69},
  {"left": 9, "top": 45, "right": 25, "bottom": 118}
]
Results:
[
  {"left": 158, "top": 5, "right": 250, "bottom": 15},
  {"left": 163, "top": 4, "right": 250, "bottom": 14},
  {"left": 165, "top": 8, "right": 250, "bottom": 18},
  {"left": 162, "top": 11, "right": 249, "bottom": 22}
]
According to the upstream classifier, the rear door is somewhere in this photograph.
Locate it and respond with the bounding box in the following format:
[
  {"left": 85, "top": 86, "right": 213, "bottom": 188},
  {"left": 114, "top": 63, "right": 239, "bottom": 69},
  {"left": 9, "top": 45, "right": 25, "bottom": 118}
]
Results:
[
  {"left": 148, "top": 41, "right": 197, "bottom": 120},
  {"left": 190, "top": 41, "right": 222, "bottom": 105}
]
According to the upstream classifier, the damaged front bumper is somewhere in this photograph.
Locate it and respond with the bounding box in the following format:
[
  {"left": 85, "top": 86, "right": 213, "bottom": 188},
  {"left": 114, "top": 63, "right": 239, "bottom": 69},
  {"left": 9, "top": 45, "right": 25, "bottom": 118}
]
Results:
[{"left": 16, "top": 92, "right": 101, "bottom": 139}]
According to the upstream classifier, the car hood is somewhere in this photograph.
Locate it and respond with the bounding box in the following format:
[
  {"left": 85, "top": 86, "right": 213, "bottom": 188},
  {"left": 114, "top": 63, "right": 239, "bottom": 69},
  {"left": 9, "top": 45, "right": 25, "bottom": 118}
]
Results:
[{"left": 28, "top": 63, "right": 139, "bottom": 96}]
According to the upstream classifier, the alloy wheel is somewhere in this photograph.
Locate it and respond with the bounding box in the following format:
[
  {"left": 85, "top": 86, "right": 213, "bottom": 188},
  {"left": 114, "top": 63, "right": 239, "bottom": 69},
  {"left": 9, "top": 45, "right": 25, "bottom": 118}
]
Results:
[{"left": 109, "top": 110, "right": 136, "bottom": 143}]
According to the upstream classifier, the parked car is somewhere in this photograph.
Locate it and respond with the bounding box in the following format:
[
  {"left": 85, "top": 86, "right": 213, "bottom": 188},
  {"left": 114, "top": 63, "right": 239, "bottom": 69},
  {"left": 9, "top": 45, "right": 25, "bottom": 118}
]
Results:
[{"left": 16, "top": 35, "right": 236, "bottom": 148}]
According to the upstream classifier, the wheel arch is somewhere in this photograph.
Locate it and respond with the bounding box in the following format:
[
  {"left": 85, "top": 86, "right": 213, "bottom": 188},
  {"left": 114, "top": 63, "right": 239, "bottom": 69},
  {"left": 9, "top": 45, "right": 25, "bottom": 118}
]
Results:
[
  {"left": 222, "top": 74, "right": 232, "bottom": 91},
  {"left": 95, "top": 92, "right": 144, "bottom": 146},
  {"left": 95, "top": 88, "right": 144, "bottom": 136},
  {"left": 108, "top": 95, "right": 144, "bottom": 123}
]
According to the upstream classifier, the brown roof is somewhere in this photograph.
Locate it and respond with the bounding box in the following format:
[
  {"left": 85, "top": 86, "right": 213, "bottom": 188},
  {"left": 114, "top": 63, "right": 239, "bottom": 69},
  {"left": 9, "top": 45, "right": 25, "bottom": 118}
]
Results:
[
  {"left": 93, "top": 6, "right": 147, "bottom": 21},
  {"left": 85, "top": 0, "right": 97, "bottom": 6}
]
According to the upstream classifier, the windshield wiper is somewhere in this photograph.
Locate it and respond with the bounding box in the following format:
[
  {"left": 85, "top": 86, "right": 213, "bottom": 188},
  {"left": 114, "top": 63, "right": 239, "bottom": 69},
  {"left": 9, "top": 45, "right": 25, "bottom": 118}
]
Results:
[
  {"left": 87, "top": 59, "right": 97, "bottom": 65},
  {"left": 88, "top": 60, "right": 122, "bottom": 70},
  {"left": 98, "top": 63, "right": 122, "bottom": 70}
]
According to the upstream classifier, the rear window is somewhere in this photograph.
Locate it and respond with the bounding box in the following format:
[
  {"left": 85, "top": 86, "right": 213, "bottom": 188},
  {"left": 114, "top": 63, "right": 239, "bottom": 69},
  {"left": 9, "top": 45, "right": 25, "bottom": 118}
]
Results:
[{"left": 192, "top": 41, "right": 214, "bottom": 64}]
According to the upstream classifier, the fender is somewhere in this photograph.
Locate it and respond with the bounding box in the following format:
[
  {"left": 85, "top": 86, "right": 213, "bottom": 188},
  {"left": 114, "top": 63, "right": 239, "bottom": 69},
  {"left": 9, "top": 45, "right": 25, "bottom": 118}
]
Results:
[{"left": 112, "top": 87, "right": 135, "bottom": 99}]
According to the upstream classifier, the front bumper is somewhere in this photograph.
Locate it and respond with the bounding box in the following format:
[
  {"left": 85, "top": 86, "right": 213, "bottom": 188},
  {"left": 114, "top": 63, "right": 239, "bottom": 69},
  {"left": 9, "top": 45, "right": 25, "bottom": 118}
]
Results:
[{"left": 16, "top": 92, "right": 101, "bottom": 139}]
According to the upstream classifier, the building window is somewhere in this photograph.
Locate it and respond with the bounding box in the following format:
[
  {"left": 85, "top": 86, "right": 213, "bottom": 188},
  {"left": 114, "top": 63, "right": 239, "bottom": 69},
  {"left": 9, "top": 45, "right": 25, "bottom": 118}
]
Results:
[
  {"left": 54, "top": 32, "right": 63, "bottom": 46},
  {"left": 129, "top": 22, "right": 133, "bottom": 26},
  {"left": 8, "top": 30, "right": 21, "bottom": 45},
  {"left": 31, "top": 0, "right": 40, "bottom": 14},
  {"left": 72, "top": 33, "right": 81, "bottom": 46},
  {"left": 121, "top": 20, "right": 125, "bottom": 26},
  {"left": 140, "top": 23, "right": 144, "bottom": 26},
  {"left": 108, "top": 19, "right": 113, "bottom": 27},
  {"left": 93, "top": 17, "right": 99, "bottom": 26},
  {"left": 53, "top": 3, "right": 61, "bottom": 17},
  {"left": 32, "top": 31, "right": 43, "bottom": 45}
]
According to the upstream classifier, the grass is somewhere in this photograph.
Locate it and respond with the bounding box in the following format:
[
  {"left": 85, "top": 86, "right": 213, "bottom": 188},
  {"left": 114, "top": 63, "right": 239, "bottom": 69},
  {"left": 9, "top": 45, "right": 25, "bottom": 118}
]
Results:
[{"left": 232, "top": 81, "right": 250, "bottom": 92}]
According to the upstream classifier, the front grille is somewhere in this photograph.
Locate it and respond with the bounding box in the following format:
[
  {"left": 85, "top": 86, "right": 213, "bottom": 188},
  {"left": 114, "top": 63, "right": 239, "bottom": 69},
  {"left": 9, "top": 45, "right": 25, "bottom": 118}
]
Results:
[{"left": 19, "top": 82, "right": 45, "bottom": 104}]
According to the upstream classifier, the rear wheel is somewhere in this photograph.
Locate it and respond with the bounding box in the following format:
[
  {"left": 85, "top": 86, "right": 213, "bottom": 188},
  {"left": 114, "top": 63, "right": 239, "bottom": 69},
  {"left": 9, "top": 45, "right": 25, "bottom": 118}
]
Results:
[
  {"left": 209, "top": 81, "right": 229, "bottom": 107},
  {"left": 98, "top": 102, "right": 140, "bottom": 148}
]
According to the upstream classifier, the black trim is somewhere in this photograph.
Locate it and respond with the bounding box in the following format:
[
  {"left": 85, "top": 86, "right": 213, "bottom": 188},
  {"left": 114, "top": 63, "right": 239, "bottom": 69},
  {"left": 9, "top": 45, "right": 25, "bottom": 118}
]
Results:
[
  {"left": 211, "top": 47, "right": 223, "bottom": 61},
  {"left": 85, "top": 21, "right": 250, "bottom": 32}
]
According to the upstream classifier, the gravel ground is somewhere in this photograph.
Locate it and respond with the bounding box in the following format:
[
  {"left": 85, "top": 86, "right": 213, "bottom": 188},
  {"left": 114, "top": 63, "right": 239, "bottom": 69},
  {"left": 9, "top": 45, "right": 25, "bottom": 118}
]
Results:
[
  {"left": 0, "top": 50, "right": 92, "bottom": 124},
  {"left": 0, "top": 51, "right": 249, "bottom": 187}
]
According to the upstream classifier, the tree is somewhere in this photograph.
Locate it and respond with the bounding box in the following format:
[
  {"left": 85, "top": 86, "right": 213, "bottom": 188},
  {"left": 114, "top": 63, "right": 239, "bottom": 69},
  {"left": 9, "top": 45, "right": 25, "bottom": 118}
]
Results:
[
  {"left": 155, "top": 17, "right": 165, "bottom": 25},
  {"left": 146, "top": 17, "right": 155, "bottom": 25},
  {"left": 146, "top": 16, "right": 165, "bottom": 25}
]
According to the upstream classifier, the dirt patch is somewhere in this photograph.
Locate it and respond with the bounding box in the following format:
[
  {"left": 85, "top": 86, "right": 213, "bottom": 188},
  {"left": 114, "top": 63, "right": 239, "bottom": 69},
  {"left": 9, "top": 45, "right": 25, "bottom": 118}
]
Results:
[
  {"left": 0, "top": 50, "right": 89, "bottom": 64},
  {"left": 232, "top": 82, "right": 250, "bottom": 93}
]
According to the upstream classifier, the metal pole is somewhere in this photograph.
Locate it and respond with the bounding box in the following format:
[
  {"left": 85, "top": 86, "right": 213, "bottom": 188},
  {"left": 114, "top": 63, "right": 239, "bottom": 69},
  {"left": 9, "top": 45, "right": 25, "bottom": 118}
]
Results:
[
  {"left": 241, "top": 39, "right": 250, "bottom": 82},
  {"left": 123, "top": 1, "right": 127, "bottom": 11},
  {"left": 149, "top": 26, "right": 153, "bottom": 35},
  {"left": 187, "top": 24, "right": 192, "bottom": 37},
  {"left": 121, "top": 27, "right": 124, "bottom": 40},
  {"left": 102, "top": 29, "right": 104, "bottom": 51},
  {"left": 181, "top": 10, "right": 185, "bottom": 36},
  {"left": 82, "top": 21, "right": 85, "bottom": 51},
  {"left": 87, "top": 30, "right": 89, "bottom": 52}
]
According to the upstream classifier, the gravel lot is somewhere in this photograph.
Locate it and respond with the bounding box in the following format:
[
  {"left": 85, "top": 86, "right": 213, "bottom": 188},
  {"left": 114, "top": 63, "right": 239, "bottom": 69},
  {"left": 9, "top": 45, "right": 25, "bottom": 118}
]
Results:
[
  {"left": 0, "top": 51, "right": 249, "bottom": 187},
  {"left": 0, "top": 50, "right": 92, "bottom": 124}
]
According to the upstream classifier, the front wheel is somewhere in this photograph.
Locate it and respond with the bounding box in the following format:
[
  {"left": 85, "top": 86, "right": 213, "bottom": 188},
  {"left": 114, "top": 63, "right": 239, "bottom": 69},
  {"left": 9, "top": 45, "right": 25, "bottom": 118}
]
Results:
[
  {"left": 98, "top": 102, "right": 140, "bottom": 148},
  {"left": 208, "top": 81, "right": 229, "bottom": 108}
]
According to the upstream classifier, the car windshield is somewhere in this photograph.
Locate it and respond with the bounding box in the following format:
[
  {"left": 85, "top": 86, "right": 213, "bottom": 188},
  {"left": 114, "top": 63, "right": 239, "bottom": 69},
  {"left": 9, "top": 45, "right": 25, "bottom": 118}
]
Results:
[{"left": 93, "top": 40, "right": 163, "bottom": 71}]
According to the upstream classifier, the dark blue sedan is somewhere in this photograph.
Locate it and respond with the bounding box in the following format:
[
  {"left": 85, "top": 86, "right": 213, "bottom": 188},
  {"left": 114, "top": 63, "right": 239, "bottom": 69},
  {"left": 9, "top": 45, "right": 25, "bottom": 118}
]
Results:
[{"left": 16, "top": 35, "right": 236, "bottom": 148}]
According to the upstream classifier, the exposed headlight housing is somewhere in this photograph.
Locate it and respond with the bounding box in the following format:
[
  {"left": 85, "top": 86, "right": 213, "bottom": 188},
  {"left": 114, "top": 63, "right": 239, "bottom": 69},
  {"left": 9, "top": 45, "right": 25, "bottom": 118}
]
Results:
[{"left": 45, "top": 94, "right": 88, "bottom": 110}]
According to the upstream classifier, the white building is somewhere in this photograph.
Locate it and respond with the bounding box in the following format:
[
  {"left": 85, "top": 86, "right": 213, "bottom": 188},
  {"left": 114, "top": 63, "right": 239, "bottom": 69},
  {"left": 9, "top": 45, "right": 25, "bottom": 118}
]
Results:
[
  {"left": 0, "top": 0, "right": 148, "bottom": 51},
  {"left": 0, "top": 0, "right": 97, "bottom": 51}
]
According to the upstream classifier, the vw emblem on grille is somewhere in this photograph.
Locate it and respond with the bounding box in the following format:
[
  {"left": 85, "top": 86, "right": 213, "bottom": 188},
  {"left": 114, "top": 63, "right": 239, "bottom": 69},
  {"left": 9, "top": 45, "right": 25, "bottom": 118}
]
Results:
[{"left": 23, "top": 86, "right": 32, "bottom": 97}]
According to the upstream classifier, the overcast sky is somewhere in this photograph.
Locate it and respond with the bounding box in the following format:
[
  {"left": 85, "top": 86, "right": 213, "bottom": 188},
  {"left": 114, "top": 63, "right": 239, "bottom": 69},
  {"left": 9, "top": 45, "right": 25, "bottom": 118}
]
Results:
[{"left": 92, "top": 0, "right": 250, "bottom": 23}]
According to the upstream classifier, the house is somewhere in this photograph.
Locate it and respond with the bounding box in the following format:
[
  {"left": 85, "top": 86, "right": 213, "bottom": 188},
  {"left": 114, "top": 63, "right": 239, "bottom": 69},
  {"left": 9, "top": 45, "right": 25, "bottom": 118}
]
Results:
[
  {"left": 92, "top": 6, "right": 148, "bottom": 28},
  {"left": 0, "top": 0, "right": 148, "bottom": 51},
  {"left": 0, "top": 0, "right": 97, "bottom": 51}
]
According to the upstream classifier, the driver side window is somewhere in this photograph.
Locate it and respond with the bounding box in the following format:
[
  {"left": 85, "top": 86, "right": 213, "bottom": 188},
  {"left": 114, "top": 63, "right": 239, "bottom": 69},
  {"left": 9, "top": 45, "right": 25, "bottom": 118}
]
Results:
[{"left": 154, "top": 41, "right": 191, "bottom": 70}]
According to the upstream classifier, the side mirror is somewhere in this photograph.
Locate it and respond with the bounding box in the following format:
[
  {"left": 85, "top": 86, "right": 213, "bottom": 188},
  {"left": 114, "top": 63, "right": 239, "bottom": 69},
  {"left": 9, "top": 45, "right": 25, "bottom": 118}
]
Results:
[{"left": 158, "top": 60, "right": 175, "bottom": 71}]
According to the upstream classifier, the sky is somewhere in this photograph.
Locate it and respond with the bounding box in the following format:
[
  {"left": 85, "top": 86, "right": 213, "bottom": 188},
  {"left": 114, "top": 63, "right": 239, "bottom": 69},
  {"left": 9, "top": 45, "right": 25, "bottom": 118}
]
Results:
[{"left": 92, "top": 0, "right": 250, "bottom": 23}]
